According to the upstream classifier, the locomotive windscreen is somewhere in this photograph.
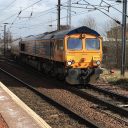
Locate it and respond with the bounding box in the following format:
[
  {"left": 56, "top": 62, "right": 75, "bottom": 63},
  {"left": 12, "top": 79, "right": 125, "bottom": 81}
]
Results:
[
  {"left": 86, "top": 38, "right": 100, "bottom": 50},
  {"left": 67, "top": 38, "right": 82, "bottom": 50}
]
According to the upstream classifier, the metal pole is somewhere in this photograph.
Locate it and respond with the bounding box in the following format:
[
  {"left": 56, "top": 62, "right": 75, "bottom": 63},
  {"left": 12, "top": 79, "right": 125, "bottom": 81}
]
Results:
[
  {"left": 121, "top": 0, "right": 127, "bottom": 76},
  {"left": 67, "top": 0, "right": 71, "bottom": 28},
  {"left": 4, "top": 24, "right": 6, "bottom": 56},
  {"left": 67, "top": 0, "right": 69, "bottom": 26},
  {"left": 69, "top": 0, "right": 71, "bottom": 28},
  {"left": 57, "top": 0, "right": 61, "bottom": 30}
]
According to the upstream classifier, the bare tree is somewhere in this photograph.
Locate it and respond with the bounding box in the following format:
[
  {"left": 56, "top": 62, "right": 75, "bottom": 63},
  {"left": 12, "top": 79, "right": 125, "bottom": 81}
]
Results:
[
  {"left": 104, "top": 19, "right": 121, "bottom": 68},
  {"left": 107, "top": 19, "right": 121, "bottom": 40},
  {"left": 102, "top": 20, "right": 111, "bottom": 38},
  {"left": 81, "top": 16, "right": 97, "bottom": 30}
]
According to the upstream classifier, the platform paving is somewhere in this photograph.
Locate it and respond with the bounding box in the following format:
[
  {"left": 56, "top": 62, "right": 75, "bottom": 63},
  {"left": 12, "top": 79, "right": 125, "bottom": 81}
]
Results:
[{"left": 0, "top": 82, "right": 51, "bottom": 128}]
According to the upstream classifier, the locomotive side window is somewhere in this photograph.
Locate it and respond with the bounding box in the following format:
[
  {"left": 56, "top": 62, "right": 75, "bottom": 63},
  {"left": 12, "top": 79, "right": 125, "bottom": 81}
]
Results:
[
  {"left": 85, "top": 38, "right": 100, "bottom": 50},
  {"left": 21, "top": 43, "right": 25, "bottom": 51},
  {"left": 67, "top": 38, "right": 82, "bottom": 50},
  {"left": 57, "top": 40, "right": 63, "bottom": 51}
]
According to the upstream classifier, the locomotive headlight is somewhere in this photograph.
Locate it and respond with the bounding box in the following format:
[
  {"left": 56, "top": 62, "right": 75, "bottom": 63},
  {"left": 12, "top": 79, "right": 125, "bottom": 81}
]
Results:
[
  {"left": 67, "top": 61, "right": 72, "bottom": 66},
  {"left": 96, "top": 60, "right": 101, "bottom": 65},
  {"left": 67, "top": 60, "right": 75, "bottom": 66}
]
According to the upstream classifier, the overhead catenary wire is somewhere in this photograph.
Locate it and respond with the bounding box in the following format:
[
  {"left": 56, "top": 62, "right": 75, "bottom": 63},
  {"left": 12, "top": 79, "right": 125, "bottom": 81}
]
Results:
[
  {"left": 8, "top": 0, "right": 122, "bottom": 38},
  {"left": 8, "top": 0, "right": 69, "bottom": 29},
  {"left": 32, "top": 1, "right": 68, "bottom": 18},
  {"left": 11, "top": 9, "right": 89, "bottom": 30},
  {"left": 73, "top": 0, "right": 121, "bottom": 24},
  {"left": 0, "top": 0, "right": 75, "bottom": 38},
  {"left": 73, "top": 1, "right": 120, "bottom": 12},
  {"left": 11, "top": 7, "right": 57, "bottom": 26},
  {"left": 0, "top": 0, "right": 17, "bottom": 12},
  {"left": 9, "top": 0, "right": 43, "bottom": 28},
  {"left": 0, "top": 0, "right": 43, "bottom": 26},
  {"left": 61, "top": 4, "right": 110, "bottom": 11},
  {"left": 9, "top": 10, "right": 22, "bottom": 28},
  {"left": 101, "top": 0, "right": 128, "bottom": 17},
  {"left": 0, "top": 13, "right": 17, "bottom": 24},
  {"left": 10, "top": 0, "right": 97, "bottom": 32},
  {"left": 13, "top": 0, "right": 122, "bottom": 32},
  {"left": 9, "top": 0, "right": 71, "bottom": 29},
  {"left": 31, "top": 7, "right": 57, "bottom": 19}
]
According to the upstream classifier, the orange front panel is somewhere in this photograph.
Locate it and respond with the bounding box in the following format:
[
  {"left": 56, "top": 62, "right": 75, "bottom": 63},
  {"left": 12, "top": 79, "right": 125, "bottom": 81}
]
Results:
[{"left": 64, "top": 34, "right": 102, "bottom": 68}]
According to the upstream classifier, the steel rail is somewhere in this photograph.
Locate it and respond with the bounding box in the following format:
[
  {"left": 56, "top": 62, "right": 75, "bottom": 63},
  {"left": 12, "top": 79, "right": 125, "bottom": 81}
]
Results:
[
  {"left": 88, "top": 84, "right": 128, "bottom": 102},
  {"left": 0, "top": 67, "right": 102, "bottom": 128},
  {"left": 68, "top": 87, "right": 128, "bottom": 118}
]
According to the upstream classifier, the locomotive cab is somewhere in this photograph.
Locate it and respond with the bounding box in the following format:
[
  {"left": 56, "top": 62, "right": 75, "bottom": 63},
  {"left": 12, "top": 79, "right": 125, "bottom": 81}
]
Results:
[{"left": 65, "top": 34, "right": 103, "bottom": 85}]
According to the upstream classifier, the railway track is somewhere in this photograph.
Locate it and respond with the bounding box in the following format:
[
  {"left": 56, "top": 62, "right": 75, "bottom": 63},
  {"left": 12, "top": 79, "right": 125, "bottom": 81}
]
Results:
[
  {"left": 2, "top": 57, "right": 128, "bottom": 127},
  {"left": 0, "top": 67, "right": 101, "bottom": 128},
  {"left": 88, "top": 84, "right": 128, "bottom": 102},
  {"left": 68, "top": 86, "right": 128, "bottom": 122}
]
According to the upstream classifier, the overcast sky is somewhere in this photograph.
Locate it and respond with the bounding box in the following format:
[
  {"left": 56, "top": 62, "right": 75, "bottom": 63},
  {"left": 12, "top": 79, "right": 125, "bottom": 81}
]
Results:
[{"left": 0, "top": 0, "right": 124, "bottom": 38}]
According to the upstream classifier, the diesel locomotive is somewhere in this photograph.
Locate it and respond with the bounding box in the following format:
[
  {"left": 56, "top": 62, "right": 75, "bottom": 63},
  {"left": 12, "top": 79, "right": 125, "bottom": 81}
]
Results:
[{"left": 11, "top": 26, "right": 103, "bottom": 85}]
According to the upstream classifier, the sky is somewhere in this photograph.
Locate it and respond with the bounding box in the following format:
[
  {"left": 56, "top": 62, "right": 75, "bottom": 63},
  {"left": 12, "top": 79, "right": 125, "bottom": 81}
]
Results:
[{"left": 0, "top": 0, "right": 124, "bottom": 39}]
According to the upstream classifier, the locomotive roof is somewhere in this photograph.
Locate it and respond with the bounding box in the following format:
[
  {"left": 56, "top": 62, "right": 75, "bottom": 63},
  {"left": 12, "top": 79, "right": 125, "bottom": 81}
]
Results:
[
  {"left": 21, "top": 26, "right": 100, "bottom": 41},
  {"left": 41, "top": 26, "right": 100, "bottom": 40},
  {"left": 67, "top": 26, "right": 100, "bottom": 36},
  {"left": 22, "top": 35, "right": 36, "bottom": 41}
]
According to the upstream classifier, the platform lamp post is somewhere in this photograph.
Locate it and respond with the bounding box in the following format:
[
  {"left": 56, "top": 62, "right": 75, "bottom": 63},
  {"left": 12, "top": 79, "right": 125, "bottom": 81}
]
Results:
[
  {"left": 116, "top": 0, "right": 127, "bottom": 77},
  {"left": 3, "top": 23, "right": 9, "bottom": 56}
]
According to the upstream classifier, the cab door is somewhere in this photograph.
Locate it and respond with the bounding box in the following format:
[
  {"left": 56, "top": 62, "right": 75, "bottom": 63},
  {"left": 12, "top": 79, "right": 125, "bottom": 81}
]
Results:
[{"left": 53, "top": 40, "right": 64, "bottom": 62}]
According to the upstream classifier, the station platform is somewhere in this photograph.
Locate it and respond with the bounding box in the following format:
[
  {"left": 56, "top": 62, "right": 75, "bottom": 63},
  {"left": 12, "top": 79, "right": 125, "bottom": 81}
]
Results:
[{"left": 0, "top": 82, "right": 51, "bottom": 128}]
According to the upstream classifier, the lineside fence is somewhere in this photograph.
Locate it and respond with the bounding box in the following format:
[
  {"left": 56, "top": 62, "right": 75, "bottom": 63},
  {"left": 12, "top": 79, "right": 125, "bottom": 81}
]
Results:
[{"left": 102, "top": 41, "right": 128, "bottom": 70}]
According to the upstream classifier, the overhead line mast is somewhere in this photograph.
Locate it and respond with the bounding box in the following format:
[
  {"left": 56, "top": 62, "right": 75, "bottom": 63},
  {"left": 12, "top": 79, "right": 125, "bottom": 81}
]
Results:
[
  {"left": 67, "top": 0, "right": 71, "bottom": 28},
  {"left": 121, "top": 0, "right": 127, "bottom": 76},
  {"left": 57, "top": 0, "right": 61, "bottom": 30}
]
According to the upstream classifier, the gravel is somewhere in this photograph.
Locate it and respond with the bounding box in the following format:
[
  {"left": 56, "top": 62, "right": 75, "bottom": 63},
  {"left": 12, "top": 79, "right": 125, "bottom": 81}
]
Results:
[
  {"left": 95, "top": 82, "right": 128, "bottom": 97},
  {"left": 0, "top": 71, "right": 88, "bottom": 128},
  {"left": 0, "top": 60, "right": 128, "bottom": 128}
]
